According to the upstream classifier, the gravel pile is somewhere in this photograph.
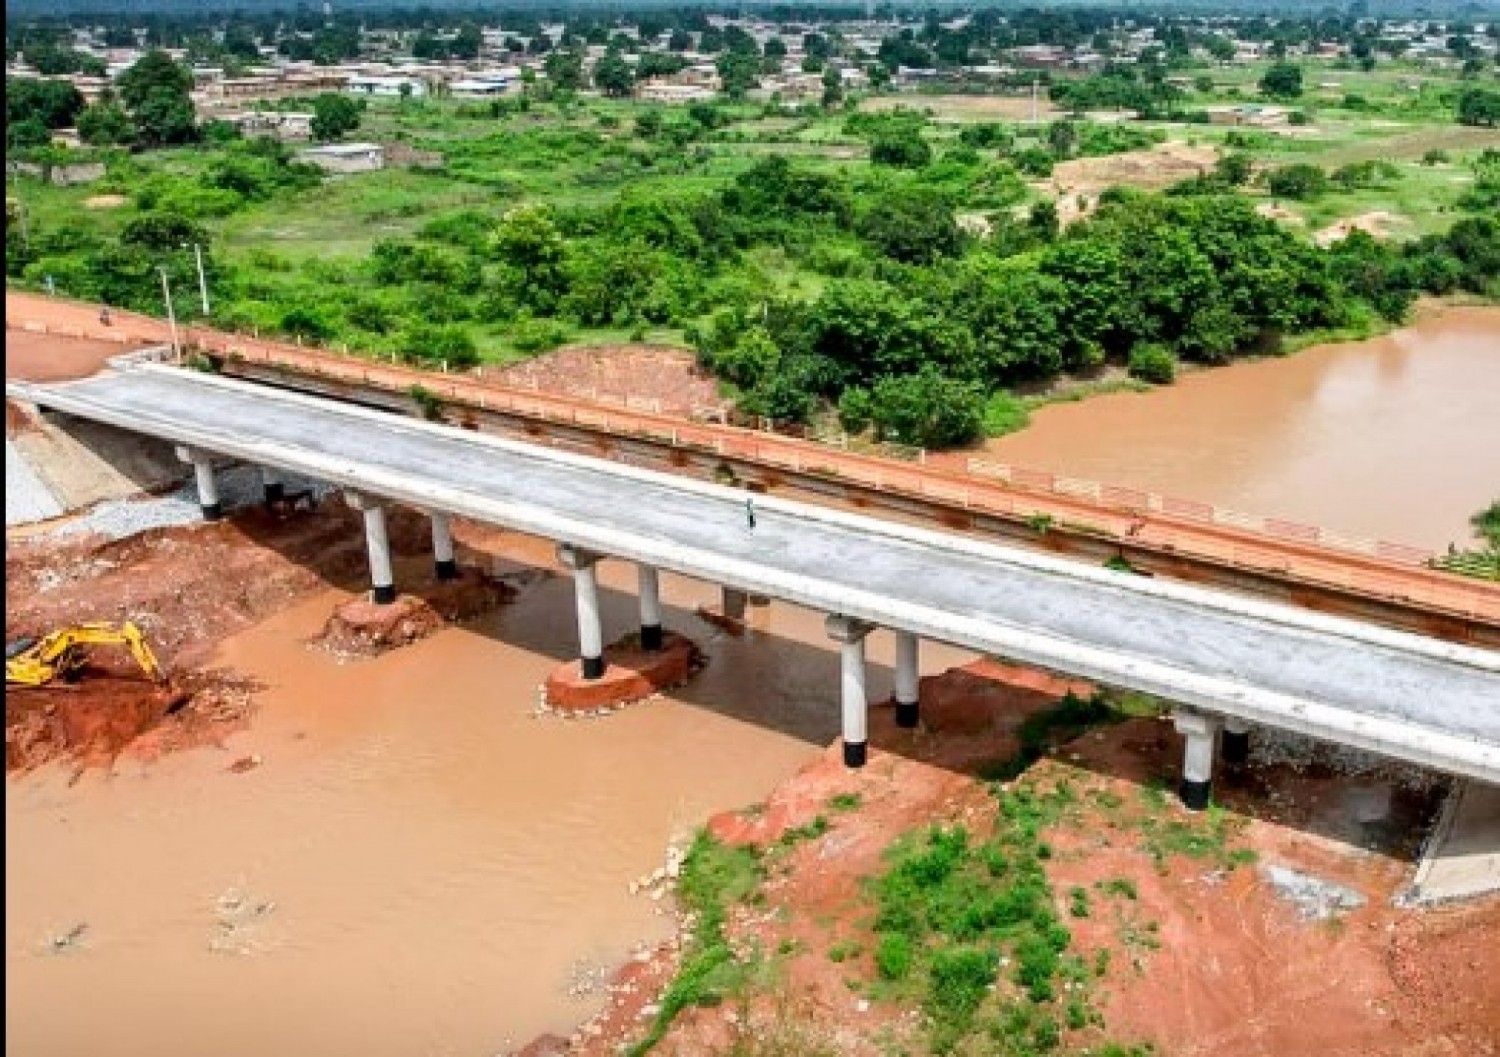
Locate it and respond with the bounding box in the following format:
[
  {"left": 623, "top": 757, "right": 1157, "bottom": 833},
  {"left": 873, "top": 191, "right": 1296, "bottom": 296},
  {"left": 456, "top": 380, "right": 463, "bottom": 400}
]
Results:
[
  {"left": 46, "top": 465, "right": 334, "bottom": 543},
  {"left": 1261, "top": 863, "right": 1366, "bottom": 920}
]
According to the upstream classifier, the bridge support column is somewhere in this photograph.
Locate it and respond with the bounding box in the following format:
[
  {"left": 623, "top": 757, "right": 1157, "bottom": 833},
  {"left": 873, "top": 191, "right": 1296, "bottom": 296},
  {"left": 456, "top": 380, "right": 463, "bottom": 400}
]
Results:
[
  {"left": 346, "top": 492, "right": 396, "bottom": 605},
  {"left": 1174, "top": 710, "right": 1222, "bottom": 812},
  {"left": 261, "top": 466, "right": 284, "bottom": 506},
  {"left": 894, "top": 630, "right": 920, "bottom": 729},
  {"left": 430, "top": 512, "right": 459, "bottom": 581},
  {"left": 638, "top": 565, "right": 664, "bottom": 651},
  {"left": 175, "top": 446, "right": 222, "bottom": 521},
  {"left": 1222, "top": 718, "right": 1252, "bottom": 765},
  {"left": 722, "top": 587, "right": 748, "bottom": 622},
  {"left": 827, "top": 615, "right": 874, "bottom": 768},
  {"left": 559, "top": 544, "right": 605, "bottom": 680}
]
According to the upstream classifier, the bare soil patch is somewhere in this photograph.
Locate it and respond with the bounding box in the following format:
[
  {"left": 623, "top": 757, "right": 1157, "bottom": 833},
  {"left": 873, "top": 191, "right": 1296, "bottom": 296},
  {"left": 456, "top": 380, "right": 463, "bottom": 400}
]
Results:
[
  {"left": 83, "top": 194, "right": 128, "bottom": 209},
  {"left": 4, "top": 329, "right": 142, "bottom": 382},
  {"left": 5, "top": 500, "right": 503, "bottom": 770},
  {"left": 540, "top": 659, "right": 1495, "bottom": 1057},
  {"left": 1045, "top": 141, "right": 1220, "bottom": 203},
  {"left": 480, "top": 344, "right": 728, "bottom": 418},
  {"left": 862, "top": 94, "right": 1062, "bottom": 121},
  {"left": 1314, "top": 210, "right": 1406, "bottom": 247}
]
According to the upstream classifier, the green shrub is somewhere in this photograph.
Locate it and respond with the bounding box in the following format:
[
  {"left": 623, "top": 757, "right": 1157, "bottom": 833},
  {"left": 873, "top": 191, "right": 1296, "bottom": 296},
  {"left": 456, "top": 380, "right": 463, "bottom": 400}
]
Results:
[
  {"left": 875, "top": 933, "right": 913, "bottom": 980},
  {"left": 510, "top": 316, "right": 569, "bottom": 354},
  {"left": 1127, "top": 343, "right": 1177, "bottom": 384}
]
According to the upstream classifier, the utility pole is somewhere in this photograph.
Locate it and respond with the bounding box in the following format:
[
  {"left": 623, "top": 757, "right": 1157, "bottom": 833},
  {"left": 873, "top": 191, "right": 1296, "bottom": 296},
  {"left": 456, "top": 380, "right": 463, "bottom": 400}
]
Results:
[
  {"left": 193, "top": 243, "right": 211, "bottom": 316},
  {"left": 1030, "top": 77, "right": 1039, "bottom": 124},
  {"left": 159, "top": 266, "right": 181, "bottom": 362}
]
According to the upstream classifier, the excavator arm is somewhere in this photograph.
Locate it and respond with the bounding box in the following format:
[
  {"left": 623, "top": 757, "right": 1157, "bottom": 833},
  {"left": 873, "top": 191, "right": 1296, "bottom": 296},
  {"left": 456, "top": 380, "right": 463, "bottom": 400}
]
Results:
[{"left": 5, "top": 622, "right": 165, "bottom": 687}]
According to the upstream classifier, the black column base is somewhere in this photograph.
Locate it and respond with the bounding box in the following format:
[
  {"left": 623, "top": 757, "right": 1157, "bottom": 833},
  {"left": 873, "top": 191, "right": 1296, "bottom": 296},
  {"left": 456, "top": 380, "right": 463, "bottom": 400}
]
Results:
[
  {"left": 435, "top": 558, "right": 460, "bottom": 581},
  {"left": 843, "top": 740, "right": 868, "bottom": 768},
  {"left": 895, "top": 700, "right": 920, "bottom": 729},
  {"left": 371, "top": 583, "right": 397, "bottom": 605},
  {"left": 581, "top": 654, "right": 605, "bottom": 680},
  {"left": 640, "top": 624, "right": 664, "bottom": 651},
  {"left": 262, "top": 482, "right": 285, "bottom": 506},
  {"left": 1179, "top": 778, "right": 1212, "bottom": 812},
  {"left": 1222, "top": 730, "right": 1250, "bottom": 765},
  {"left": 201, "top": 502, "right": 223, "bottom": 522}
]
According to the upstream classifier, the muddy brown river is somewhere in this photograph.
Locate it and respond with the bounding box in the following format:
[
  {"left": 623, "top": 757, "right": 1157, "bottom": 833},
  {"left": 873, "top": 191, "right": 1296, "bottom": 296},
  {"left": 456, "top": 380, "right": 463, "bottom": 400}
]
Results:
[
  {"left": 8, "top": 308, "right": 1497, "bottom": 1055},
  {"left": 5, "top": 546, "right": 970, "bottom": 1057},
  {"left": 988, "top": 306, "right": 1500, "bottom": 551}
]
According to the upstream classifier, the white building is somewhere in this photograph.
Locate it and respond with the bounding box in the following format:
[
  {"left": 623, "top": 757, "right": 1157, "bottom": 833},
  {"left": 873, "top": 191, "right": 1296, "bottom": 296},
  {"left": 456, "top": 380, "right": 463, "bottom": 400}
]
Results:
[
  {"left": 345, "top": 75, "right": 426, "bottom": 98},
  {"left": 297, "top": 142, "right": 385, "bottom": 173}
]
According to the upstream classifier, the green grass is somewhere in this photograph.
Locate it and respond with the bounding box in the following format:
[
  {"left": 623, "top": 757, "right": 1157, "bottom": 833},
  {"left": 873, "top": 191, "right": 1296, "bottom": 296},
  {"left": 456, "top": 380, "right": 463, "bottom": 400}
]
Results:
[{"left": 630, "top": 831, "right": 766, "bottom": 1056}]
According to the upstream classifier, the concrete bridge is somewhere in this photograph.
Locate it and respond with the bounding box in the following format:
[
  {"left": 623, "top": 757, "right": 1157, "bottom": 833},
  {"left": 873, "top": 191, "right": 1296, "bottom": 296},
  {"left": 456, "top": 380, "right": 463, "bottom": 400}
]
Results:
[{"left": 9, "top": 363, "right": 1500, "bottom": 809}]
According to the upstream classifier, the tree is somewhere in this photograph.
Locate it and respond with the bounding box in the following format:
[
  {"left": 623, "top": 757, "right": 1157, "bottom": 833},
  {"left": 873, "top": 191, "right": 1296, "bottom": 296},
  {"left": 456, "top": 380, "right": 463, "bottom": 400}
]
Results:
[
  {"left": 842, "top": 367, "right": 985, "bottom": 448},
  {"left": 821, "top": 67, "right": 844, "bottom": 109},
  {"left": 870, "top": 128, "right": 931, "bottom": 168},
  {"left": 1046, "top": 120, "right": 1078, "bottom": 159},
  {"left": 856, "top": 186, "right": 960, "bottom": 264},
  {"left": 76, "top": 101, "right": 133, "bottom": 146},
  {"left": 1265, "top": 163, "right": 1328, "bottom": 199},
  {"left": 1214, "top": 151, "right": 1254, "bottom": 187},
  {"left": 716, "top": 51, "right": 760, "bottom": 100},
  {"left": 1457, "top": 87, "right": 1499, "bottom": 128},
  {"left": 491, "top": 206, "right": 568, "bottom": 312},
  {"left": 544, "top": 50, "right": 585, "bottom": 93},
  {"left": 310, "top": 93, "right": 361, "bottom": 142},
  {"left": 7, "top": 118, "right": 50, "bottom": 150},
  {"left": 6, "top": 77, "right": 85, "bottom": 131},
  {"left": 116, "top": 50, "right": 197, "bottom": 147},
  {"left": 1259, "top": 62, "right": 1303, "bottom": 100},
  {"left": 593, "top": 53, "right": 634, "bottom": 98}
]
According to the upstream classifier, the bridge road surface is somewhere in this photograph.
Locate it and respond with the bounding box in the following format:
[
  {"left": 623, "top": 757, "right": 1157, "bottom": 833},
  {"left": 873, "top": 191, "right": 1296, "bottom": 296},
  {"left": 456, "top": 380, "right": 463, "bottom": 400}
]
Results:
[{"left": 10, "top": 365, "right": 1500, "bottom": 784}]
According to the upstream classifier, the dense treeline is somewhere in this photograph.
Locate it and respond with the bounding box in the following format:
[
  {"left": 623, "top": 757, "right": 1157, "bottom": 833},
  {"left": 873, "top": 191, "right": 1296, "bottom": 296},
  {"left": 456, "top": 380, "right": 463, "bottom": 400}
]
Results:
[{"left": 10, "top": 135, "right": 1496, "bottom": 448}]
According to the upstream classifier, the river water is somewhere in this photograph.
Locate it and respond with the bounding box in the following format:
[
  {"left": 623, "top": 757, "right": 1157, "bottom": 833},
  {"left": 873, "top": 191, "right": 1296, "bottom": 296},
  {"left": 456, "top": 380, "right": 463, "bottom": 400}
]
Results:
[
  {"left": 987, "top": 306, "right": 1500, "bottom": 551},
  {"left": 5, "top": 543, "right": 969, "bottom": 1057}
]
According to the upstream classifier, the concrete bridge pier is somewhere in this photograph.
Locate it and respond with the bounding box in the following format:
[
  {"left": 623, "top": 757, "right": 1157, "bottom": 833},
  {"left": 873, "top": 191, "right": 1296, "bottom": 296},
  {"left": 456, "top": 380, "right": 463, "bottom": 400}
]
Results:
[
  {"left": 261, "top": 466, "right": 285, "bottom": 506},
  {"left": 827, "top": 615, "right": 874, "bottom": 768},
  {"left": 1174, "top": 710, "right": 1223, "bottom": 811},
  {"left": 430, "top": 512, "right": 459, "bottom": 581},
  {"left": 1223, "top": 717, "right": 1252, "bottom": 765},
  {"left": 638, "top": 565, "right": 664, "bottom": 651},
  {"left": 894, "top": 630, "right": 921, "bottom": 729},
  {"left": 559, "top": 544, "right": 605, "bottom": 680},
  {"left": 175, "top": 445, "right": 222, "bottom": 521},
  {"left": 346, "top": 492, "right": 396, "bottom": 605}
]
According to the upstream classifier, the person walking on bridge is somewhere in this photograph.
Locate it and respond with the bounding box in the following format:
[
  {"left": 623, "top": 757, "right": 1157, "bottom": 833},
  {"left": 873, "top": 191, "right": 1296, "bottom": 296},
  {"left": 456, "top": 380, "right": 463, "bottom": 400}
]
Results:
[{"left": 745, "top": 496, "right": 757, "bottom": 531}]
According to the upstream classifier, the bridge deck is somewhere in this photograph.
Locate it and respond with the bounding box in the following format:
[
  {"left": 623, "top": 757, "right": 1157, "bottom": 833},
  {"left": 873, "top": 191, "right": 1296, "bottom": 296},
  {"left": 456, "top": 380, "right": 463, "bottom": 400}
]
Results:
[{"left": 12, "top": 365, "right": 1499, "bottom": 781}]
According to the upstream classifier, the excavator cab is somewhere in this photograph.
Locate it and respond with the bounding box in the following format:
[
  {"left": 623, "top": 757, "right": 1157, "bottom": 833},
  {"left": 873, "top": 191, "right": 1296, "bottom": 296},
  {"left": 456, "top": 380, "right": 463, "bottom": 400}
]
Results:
[{"left": 5, "top": 622, "right": 166, "bottom": 688}]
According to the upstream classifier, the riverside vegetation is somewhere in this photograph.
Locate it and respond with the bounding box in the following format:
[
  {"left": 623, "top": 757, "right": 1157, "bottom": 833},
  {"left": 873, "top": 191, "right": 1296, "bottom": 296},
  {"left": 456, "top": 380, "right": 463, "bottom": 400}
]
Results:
[{"left": 6, "top": 37, "right": 1498, "bottom": 452}]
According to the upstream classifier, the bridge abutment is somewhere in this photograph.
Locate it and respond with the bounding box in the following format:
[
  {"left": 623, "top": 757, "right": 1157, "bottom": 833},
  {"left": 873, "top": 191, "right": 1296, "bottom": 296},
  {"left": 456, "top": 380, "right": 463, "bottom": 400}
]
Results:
[
  {"left": 559, "top": 544, "right": 605, "bottom": 680},
  {"left": 827, "top": 615, "right": 874, "bottom": 768},
  {"left": 1175, "top": 710, "right": 1223, "bottom": 811},
  {"left": 346, "top": 492, "right": 396, "bottom": 605}
]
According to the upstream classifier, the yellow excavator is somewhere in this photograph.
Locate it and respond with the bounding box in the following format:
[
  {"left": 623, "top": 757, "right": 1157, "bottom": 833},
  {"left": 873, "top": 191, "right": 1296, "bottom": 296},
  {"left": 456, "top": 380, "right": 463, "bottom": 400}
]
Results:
[{"left": 5, "top": 622, "right": 166, "bottom": 688}]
